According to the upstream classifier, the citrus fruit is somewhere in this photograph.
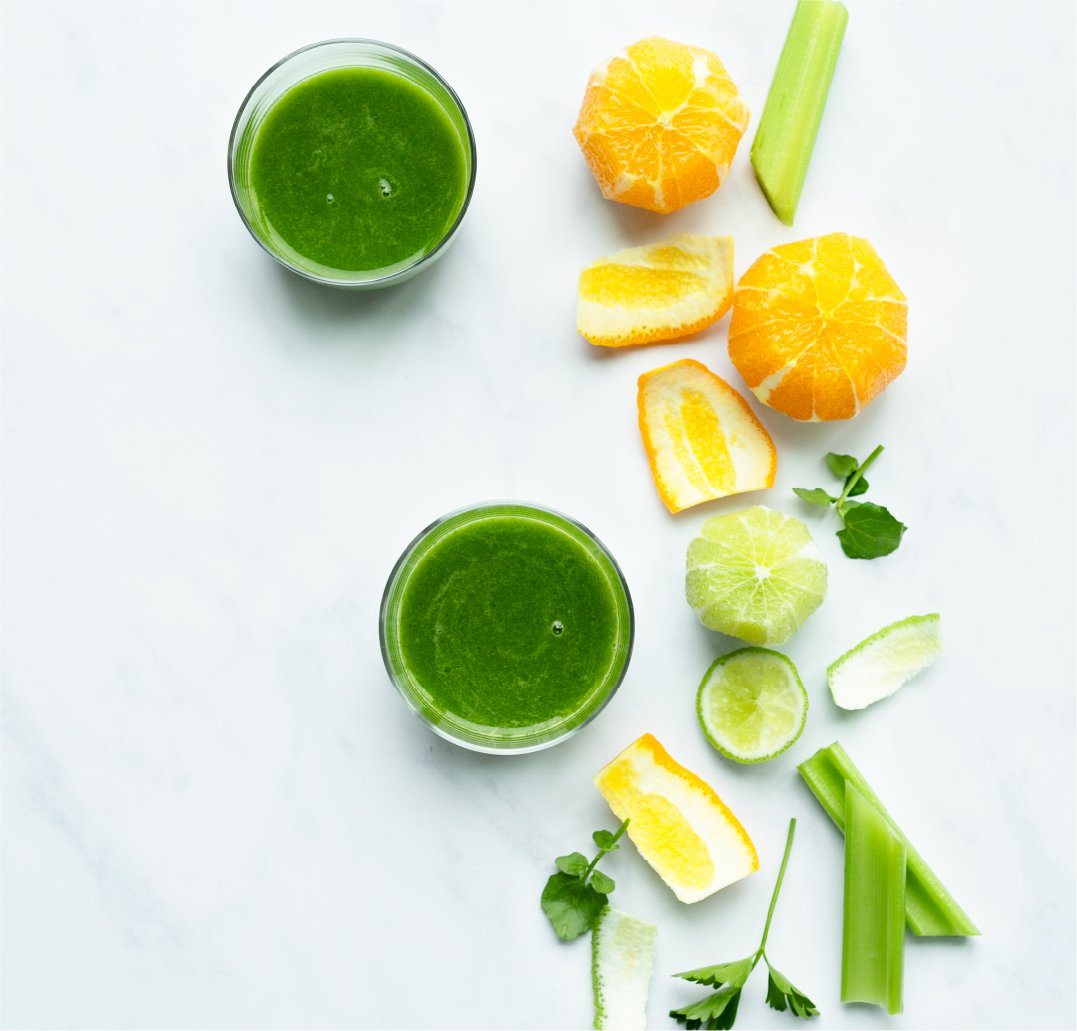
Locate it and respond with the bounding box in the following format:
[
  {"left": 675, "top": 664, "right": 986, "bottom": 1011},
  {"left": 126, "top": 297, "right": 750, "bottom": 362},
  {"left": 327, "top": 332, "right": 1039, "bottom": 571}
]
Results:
[
  {"left": 697, "top": 647, "right": 808, "bottom": 763},
  {"left": 828, "top": 613, "right": 941, "bottom": 710},
  {"left": 638, "top": 359, "right": 776, "bottom": 513},
  {"left": 728, "top": 233, "right": 907, "bottom": 421},
  {"left": 577, "top": 235, "right": 733, "bottom": 348},
  {"left": 686, "top": 505, "right": 827, "bottom": 645},
  {"left": 592, "top": 907, "right": 655, "bottom": 1031},
  {"left": 595, "top": 733, "right": 758, "bottom": 903},
  {"left": 573, "top": 36, "right": 750, "bottom": 214}
]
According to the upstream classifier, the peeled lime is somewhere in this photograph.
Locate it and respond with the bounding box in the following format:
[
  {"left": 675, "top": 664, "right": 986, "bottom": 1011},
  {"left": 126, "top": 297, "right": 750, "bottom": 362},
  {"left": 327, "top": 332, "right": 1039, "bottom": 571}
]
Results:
[
  {"left": 697, "top": 647, "right": 807, "bottom": 763},
  {"left": 686, "top": 505, "right": 827, "bottom": 645}
]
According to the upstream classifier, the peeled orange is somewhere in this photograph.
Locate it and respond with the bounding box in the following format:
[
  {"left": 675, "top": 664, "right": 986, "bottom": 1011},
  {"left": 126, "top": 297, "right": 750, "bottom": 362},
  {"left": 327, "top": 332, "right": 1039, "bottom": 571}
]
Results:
[
  {"left": 577, "top": 235, "right": 733, "bottom": 348},
  {"left": 595, "top": 733, "right": 758, "bottom": 903},
  {"left": 574, "top": 37, "right": 750, "bottom": 214},
  {"left": 638, "top": 358, "right": 776, "bottom": 513},
  {"left": 728, "top": 233, "right": 908, "bottom": 421}
]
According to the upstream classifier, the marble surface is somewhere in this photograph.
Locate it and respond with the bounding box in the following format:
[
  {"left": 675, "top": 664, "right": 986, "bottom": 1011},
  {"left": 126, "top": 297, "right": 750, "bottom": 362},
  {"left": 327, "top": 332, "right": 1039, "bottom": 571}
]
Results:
[{"left": 2, "top": 2, "right": 1075, "bottom": 1028}]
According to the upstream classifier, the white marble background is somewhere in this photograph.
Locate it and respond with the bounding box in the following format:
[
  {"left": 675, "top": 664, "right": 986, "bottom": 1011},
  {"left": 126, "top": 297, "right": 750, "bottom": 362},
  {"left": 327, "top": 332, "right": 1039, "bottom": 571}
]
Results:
[{"left": 2, "top": 2, "right": 1074, "bottom": 1028}]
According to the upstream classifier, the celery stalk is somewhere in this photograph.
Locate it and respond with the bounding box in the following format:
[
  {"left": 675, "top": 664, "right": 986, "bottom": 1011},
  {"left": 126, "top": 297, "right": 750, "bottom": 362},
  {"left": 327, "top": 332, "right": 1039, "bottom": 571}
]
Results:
[
  {"left": 843, "top": 783, "right": 906, "bottom": 1013},
  {"left": 798, "top": 742, "right": 979, "bottom": 937},
  {"left": 751, "top": 0, "right": 848, "bottom": 225}
]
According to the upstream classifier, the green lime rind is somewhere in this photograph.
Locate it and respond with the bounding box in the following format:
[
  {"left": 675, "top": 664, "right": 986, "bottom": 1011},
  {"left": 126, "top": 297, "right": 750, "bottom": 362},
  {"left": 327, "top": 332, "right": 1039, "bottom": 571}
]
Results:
[
  {"left": 592, "top": 906, "right": 656, "bottom": 1031},
  {"left": 827, "top": 614, "right": 941, "bottom": 711},
  {"left": 696, "top": 646, "right": 808, "bottom": 764},
  {"left": 686, "top": 506, "right": 828, "bottom": 646}
]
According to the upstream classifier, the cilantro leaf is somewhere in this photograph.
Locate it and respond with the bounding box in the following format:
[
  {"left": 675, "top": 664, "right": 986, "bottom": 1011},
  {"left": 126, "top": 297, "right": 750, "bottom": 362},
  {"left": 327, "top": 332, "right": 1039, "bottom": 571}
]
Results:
[
  {"left": 792, "top": 487, "right": 833, "bottom": 507},
  {"left": 765, "top": 964, "right": 819, "bottom": 1019},
  {"left": 836, "top": 502, "right": 906, "bottom": 559},
  {"left": 826, "top": 452, "right": 859, "bottom": 478},
  {"left": 674, "top": 956, "right": 755, "bottom": 988},
  {"left": 670, "top": 985, "right": 742, "bottom": 1030},
  {"left": 554, "top": 852, "right": 589, "bottom": 877},
  {"left": 539, "top": 873, "right": 607, "bottom": 941},
  {"left": 590, "top": 870, "right": 615, "bottom": 894},
  {"left": 670, "top": 820, "right": 817, "bottom": 1028}
]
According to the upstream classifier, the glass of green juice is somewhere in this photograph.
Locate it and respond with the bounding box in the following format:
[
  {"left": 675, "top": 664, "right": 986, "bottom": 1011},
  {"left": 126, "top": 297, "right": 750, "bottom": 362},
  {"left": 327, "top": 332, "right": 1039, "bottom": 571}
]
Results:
[
  {"left": 380, "top": 503, "right": 634, "bottom": 754},
  {"left": 228, "top": 39, "right": 476, "bottom": 289}
]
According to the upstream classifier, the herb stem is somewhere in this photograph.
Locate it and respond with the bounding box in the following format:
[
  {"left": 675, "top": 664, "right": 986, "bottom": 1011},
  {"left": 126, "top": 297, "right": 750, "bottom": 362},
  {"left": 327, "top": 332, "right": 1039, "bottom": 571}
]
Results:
[
  {"left": 584, "top": 818, "right": 630, "bottom": 880},
  {"left": 836, "top": 445, "right": 884, "bottom": 512},
  {"left": 758, "top": 818, "right": 797, "bottom": 958}
]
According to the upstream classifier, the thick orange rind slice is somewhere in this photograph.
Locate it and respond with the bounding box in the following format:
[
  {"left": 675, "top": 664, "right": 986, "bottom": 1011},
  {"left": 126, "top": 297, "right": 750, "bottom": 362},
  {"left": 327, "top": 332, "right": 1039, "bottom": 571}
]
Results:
[
  {"left": 574, "top": 37, "right": 750, "bottom": 214},
  {"left": 729, "top": 233, "right": 908, "bottom": 421},
  {"left": 595, "top": 733, "right": 758, "bottom": 903},
  {"left": 577, "top": 235, "right": 733, "bottom": 348},
  {"left": 638, "top": 358, "right": 777, "bottom": 514}
]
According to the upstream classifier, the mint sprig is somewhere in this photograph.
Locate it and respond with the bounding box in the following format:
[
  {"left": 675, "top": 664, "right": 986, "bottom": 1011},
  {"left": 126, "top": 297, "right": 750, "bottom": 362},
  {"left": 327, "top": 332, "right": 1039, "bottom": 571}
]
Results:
[
  {"left": 793, "top": 445, "right": 906, "bottom": 559},
  {"left": 670, "top": 819, "right": 818, "bottom": 1029},
  {"left": 540, "top": 819, "right": 628, "bottom": 941}
]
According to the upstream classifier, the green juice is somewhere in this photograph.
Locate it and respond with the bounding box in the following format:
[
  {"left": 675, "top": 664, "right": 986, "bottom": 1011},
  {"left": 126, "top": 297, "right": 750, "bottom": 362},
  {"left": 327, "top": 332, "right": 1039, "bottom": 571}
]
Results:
[
  {"left": 242, "top": 65, "right": 470, "bottom": 276},
  {"left": 381, "top": 505, "right": 634, "bottom": 752}
]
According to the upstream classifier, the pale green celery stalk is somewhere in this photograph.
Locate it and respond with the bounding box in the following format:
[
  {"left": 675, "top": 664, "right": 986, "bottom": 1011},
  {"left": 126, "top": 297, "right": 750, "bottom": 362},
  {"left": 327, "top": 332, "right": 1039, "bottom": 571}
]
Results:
[
  {"left": 798, "top": 742, "right": 979, "bottom": 937},
  {"left": 843, "top": 783, "right": 905, "bottom": 1013},
  {"left": 751, "top": 0, "right": 848, "bottom": 225}
]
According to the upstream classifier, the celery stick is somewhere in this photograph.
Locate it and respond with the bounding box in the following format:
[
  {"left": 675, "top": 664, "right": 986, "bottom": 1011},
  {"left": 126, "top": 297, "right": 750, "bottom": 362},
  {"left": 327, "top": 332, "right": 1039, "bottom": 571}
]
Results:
[
  {"left": 798, "top": 742, "right": 979, "bottom": 936},
  {"left": 843, "top": 783, "right": 906, "bottom": 1013},
  {"left": 751, "top": 0, "right": 848, "bottom": 225}
]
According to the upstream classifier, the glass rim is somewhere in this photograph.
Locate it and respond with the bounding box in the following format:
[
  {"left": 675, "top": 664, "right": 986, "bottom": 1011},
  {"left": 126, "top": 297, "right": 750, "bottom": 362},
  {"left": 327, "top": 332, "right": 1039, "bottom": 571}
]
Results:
[
  {"left": 227, "top": 37, "right": 478, "bottom": 288},
  {"left": 379, "top": 501, "right": 635, "bottom": 755}
]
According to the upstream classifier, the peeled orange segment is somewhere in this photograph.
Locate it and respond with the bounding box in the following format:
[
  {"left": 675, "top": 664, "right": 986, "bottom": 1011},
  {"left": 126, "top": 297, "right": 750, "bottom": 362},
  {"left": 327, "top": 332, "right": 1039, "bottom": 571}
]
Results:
[
  {"left": 577, "top": 235, "right": 734, "bottom": 348},
  {"left": 574, "top": 37, "right": 750, "bottom": 214},
  {"left": 594, "top": 733, "right": 758, "bottom": 904},
  {"left": 729, "top": 234, "right": 908, "bottom": 421},
  {"left": 638, "top": 359, "right": 776, "bottom": 514}
]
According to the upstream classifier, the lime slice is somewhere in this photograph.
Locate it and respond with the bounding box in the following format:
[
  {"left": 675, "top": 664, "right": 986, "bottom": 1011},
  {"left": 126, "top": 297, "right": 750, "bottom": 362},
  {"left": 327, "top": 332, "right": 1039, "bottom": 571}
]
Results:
[
  {"left": 828, "top": 614, "right": 941, "bottom": 710},
  {"left": 697, "top": 647, "right": 807, "bottom": 763},
  {"left": 686, "top": 505, "right": 827, "bottom": 645}
]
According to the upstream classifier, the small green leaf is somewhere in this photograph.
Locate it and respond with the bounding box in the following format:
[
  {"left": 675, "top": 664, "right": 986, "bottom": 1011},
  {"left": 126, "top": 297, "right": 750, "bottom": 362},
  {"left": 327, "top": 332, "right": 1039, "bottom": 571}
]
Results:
[
  {"left": 793, "top": 487, "right": 834, "bottom": 507},
  {"left": 669, "top": 986, "right": 742, "bottom": 1030},
  {"left": 674, "top": 956, "right": 755, "bottom": 989},
  {"left": 590, "top": 870, "right": 615, "bottom": 894},
  {"left": 765, "top": 964, "right": 820, "bottom": 1019},
  {"left": 554, "top": 852, "right": 589, "bottom": 877},
  {"left": 826, "top": 453, "right": 859, "bottom": 478},
  {"left": 837, "top": 503, "right": 906, "bottom": 559},
  {"left": 540, "top": 872, "right": 607, "bottom": 941},
  {"left": 592, "top": 829, "right": 617, "bottom": 851},
  {"left": 845, "top": 473, "right": 869, "bottom": 497}
]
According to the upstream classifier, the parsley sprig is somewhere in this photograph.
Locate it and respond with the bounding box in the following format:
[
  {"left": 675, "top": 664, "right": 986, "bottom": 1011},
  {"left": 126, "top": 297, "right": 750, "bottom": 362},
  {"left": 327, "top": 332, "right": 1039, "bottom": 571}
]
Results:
[
  {"left": 670, "top": 819, "right": 818, "bottom": 1030},
  {"left": 794, "top": 445, "right": 906, "bottom": 559},
  {"left": 540, "top": 818, "right": 629, "bottom": 941}
]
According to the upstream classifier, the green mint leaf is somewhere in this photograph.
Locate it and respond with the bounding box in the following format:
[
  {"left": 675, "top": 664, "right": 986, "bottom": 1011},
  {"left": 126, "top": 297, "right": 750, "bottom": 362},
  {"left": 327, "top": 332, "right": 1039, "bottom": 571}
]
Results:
[
  {"left": 669, "top": 986, "right": 742, "bottom": 1030},
  {"left": 590, "top": 870, "right": 615, "bottom": 894},
  {"left": 792, "top": 487, "right": 834, "bottom": 507},
  {"left": 844, "top": 473, "right": 869, "bottom": 497},
  {"left": 540, "top": 873, "right": 607, "bottom": 941},
  {"left": 592, "top": 829, "right": 617, "bottom": 851},
  {"left": 554, "top": 852, "right": 589, "bottom": 878},
  {"left": 765, "top": 964, "right": 820, "bottom": 1019},
  {"left": 837, "top": 502, "right": 906, "bottom": 559},
  {"left": 826, "top": 453, "right": 859, "bottom": 478},
  {"left": 673, "top": 956, "right": 755, "bottom": 989}
]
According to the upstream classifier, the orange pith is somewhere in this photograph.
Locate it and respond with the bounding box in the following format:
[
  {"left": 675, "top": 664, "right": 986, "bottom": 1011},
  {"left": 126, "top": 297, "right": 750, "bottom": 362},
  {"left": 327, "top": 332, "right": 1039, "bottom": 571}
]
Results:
[
  {"left": 594, "top": 733, "right": 758, "bottom": 903},
  {"left": 577, "top": 235, "right": 734, "bottom": 348},
  {"left": 638, "top": 359, "right": 777, "bottom": 513},
  {"left": 728, "top": 234, "right": 908, "bottom": 421},
  {"left": 573, "top": 37, "right": 750, "bottom": 214}
]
